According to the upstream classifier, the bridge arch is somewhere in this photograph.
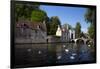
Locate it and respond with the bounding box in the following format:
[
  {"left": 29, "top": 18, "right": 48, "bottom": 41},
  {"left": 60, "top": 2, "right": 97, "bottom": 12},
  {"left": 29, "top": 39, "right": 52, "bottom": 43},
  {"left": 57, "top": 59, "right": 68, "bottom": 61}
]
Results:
[
  {"left": 86, "top": 39, "right": 90, "bottom": 44},
  {"left": 71, "top": 38, "right": 91, "bottom": 44},
  {"left": 76, "top": 38, "right": 84, "bottom": 44},
  {"left": 86, "top": 39, "right": 94, "bottom": 45},
  {"left": 71, "top": 39, "right": 75, "bottom": 43}
]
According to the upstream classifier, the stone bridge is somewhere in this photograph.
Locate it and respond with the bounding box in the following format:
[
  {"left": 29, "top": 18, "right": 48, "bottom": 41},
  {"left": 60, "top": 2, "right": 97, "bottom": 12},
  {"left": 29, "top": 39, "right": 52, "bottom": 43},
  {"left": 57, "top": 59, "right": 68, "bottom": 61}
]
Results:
[{"left": 71, "top": 38, "right": 93, "bottom": 44}]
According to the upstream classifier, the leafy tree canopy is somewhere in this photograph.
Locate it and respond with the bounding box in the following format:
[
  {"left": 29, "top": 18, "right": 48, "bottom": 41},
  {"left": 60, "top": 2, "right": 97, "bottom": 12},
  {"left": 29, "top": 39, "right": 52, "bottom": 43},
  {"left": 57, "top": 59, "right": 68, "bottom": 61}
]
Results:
[
  {"left": 85, "top": 8, "right": 95, "bottom": 39},
  {"left": 88, "top": 24, "right": 94, "bottom": 39},
  {"left": 85, "top": 8, "right": 95, "bottom": 24},
  {"left": 15, "top": 3, "right": 40, "bottom": 21},
  {"left": 31, "top": 10, "right": 47, "bottom": 22},
  {"left": 75, "top": 22, "right": 81, "bottom": 38},
  {"left": 49, "top": 16, "right": 61, "bottom": 35}
]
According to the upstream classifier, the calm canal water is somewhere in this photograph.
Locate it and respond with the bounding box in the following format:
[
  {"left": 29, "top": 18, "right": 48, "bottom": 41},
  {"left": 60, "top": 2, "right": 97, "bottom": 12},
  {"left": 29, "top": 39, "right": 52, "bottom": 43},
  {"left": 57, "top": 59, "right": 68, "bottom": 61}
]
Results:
[{"left": 14, "top": 43, "right": 95, "bottom": 67}]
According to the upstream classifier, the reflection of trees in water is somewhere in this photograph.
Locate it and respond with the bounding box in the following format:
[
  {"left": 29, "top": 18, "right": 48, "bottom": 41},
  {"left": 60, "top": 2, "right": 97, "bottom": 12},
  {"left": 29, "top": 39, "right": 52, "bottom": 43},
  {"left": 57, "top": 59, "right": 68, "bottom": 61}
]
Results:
[
  {"left": 47, "top": 44, "right": 57, "bottom": 64},
  {"left": 76, "top": 43, "right": 95, "bottom": 61},
  {"left": 15, "top": 43, "right": 95, "bottom": 67},
  {"left": 15, "top": 44, "right": 49, "bottom": 66},
  {"left": 47, "top": 44, "right": 64, "bottom": 64}
]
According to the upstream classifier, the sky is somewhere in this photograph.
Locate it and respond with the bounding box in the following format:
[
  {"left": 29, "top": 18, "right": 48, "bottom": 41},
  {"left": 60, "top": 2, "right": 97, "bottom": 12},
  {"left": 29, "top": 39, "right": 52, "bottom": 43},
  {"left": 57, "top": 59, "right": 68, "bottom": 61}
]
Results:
[{"left": 40, "top": 5, "right": 89, "bottom": 33}]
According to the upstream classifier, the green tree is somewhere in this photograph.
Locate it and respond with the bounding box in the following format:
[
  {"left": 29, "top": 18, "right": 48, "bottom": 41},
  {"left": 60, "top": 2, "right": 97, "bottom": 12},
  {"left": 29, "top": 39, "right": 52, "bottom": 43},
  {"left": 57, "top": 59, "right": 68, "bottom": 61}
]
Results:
[
  {"left": 85, "top": 8, "right": 95, "bottom": 24},
  {"left": 63, "top": 23, "right": 72, "bottom": 30},
  {"left": 88, "top": 24, "right": 94, "bottom": 39},
  {"left": 49, "top": 16, "right": 61, "bottom": 35},
  {"left": 84, "top": 8, "right": 95, "bottom": 39},
  {"left": 15, "top": 3, "right": 39, "bottom": 21},
  {"left": 75, "top": 22, "right": 81, "bottom": 38},
  {"left": 45, "top": 17, "right": 51, "bottom": 35},
  {"left": 80, "top": 32, "right": 87, "bottom": 38},
  {"left": 31, "top": 10, "right": 47, "bottom": 22}
]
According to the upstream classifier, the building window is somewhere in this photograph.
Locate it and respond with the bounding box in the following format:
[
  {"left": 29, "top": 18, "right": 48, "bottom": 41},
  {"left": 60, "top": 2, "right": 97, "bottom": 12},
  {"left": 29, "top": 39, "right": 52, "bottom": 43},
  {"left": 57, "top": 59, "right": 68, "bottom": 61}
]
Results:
[{"left": 71, "top": 33, "right": 73, "bottom": 39}]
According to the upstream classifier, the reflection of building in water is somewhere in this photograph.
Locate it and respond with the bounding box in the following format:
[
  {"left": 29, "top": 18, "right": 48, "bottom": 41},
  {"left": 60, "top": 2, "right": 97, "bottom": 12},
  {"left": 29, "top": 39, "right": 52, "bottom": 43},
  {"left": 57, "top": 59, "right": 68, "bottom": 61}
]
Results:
[
  {"left": 15, "top": 19, "right": 47, "bottom": 43},
  {"left": 56, "top": 24, "right": 75, "bottom": 42}
]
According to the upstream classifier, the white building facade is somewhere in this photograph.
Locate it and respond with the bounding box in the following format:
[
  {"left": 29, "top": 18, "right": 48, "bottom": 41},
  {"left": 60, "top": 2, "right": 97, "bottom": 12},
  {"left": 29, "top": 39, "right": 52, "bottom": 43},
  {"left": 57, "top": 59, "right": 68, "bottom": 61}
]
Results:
[
  {"left": 69, "top": 29, "right": 75, "bottom": 39},
  {"left": 56, "top": 24, "right": 75, "bottom": 42}
]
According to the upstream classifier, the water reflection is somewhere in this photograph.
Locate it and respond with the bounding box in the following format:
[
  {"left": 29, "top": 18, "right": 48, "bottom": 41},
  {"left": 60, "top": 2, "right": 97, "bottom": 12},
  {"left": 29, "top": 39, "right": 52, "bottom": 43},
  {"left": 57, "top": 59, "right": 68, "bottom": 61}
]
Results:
[
  {"left": 70, "top": 56, "right": 75, "bottom": 60},
  {"left": 15, "top": 43, "right": 95, "bottom": 67}
]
